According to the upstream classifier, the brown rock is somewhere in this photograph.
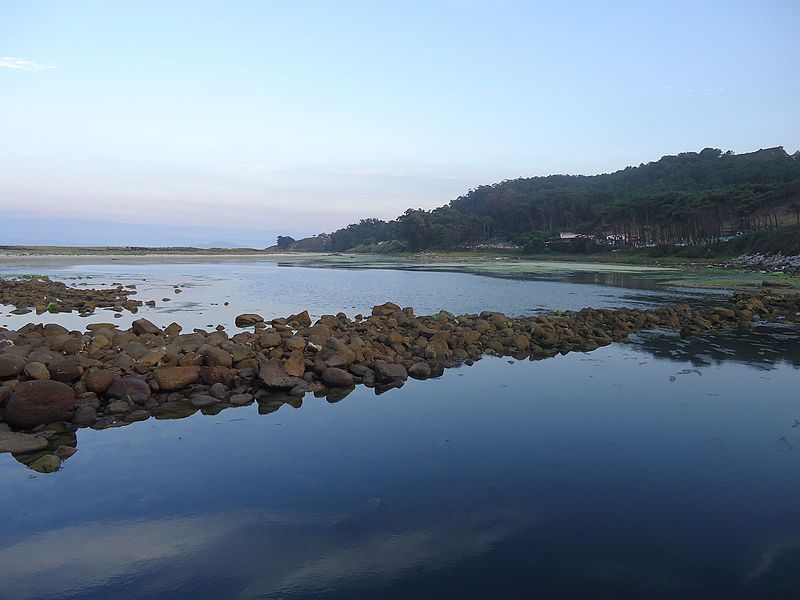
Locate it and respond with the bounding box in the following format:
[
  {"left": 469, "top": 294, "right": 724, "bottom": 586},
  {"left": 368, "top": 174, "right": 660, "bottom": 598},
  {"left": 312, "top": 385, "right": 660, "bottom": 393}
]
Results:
[
  {"left": 202, "top": 346, "right": 233, "bottom": 368},
  {"left": 287, "top": 310, "right": 312, "bottom": 328},
  {"left": 258, "top": 361, "right": 306, "bottom": 388},
  {"left": 372, "top": 302, "right": 402, "bottom": 317},
  {"left": 106, "top": 376, "right": 151, "bottom": 405},
  {"left": 153, "top": 366, "right": 201, "bottom": 391},
  {"left": 84, "top": 369, "right": 119, "bottom": 393},
  {"left": 3, "top": 380, "right": 76, "bottom": 428},
  {"left": 321, "top": 367, "right": 354, "bottom": 387},
  {"left": 132, "top": 318, "right": 162, "bottom": 335},
  {"left": 235, "top": 313, "right": 264, "bottom": 327},
  {"left": 0, "top": 355, "right": 27, "bottom": 379},
  {"left": 283, "top": 350, "right": 306, "bottom": 377},
  {"left": 24, "top": 361, "right": 50, "bottom": 380}
]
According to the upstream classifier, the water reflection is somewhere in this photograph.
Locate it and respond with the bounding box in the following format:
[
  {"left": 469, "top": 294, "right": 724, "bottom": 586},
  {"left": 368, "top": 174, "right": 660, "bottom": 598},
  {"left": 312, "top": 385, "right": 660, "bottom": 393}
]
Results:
[{"left": 633, "top": 324, "right": 800, "bottom": 369}]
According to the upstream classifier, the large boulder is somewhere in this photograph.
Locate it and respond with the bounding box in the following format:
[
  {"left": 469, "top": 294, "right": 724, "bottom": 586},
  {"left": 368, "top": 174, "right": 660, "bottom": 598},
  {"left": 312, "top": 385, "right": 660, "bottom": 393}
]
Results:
[
  {"left": 153, "top": 366, "right": 200, "bottom": 391},
  {"left": 3, "top": 380, "right": 76, "bottom": 429},
  {"left": 235, "top": 313, "right": 264, "bottom": 328},
  {"left": 202, "top": 346, "right": 233, "bottom": 368}
]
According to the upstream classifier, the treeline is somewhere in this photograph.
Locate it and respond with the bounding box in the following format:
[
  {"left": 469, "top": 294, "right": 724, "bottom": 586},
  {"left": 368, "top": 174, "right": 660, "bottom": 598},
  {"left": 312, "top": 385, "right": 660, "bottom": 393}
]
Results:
[{"left": 316, "top": 147, "right": 800, "bottom": 253}]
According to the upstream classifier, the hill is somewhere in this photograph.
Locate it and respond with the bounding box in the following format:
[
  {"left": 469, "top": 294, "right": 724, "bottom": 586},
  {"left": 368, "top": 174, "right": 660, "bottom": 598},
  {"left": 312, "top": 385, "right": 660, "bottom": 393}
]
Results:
[{"left": 282, "top": 147, "right": 800, "bottom": 255}]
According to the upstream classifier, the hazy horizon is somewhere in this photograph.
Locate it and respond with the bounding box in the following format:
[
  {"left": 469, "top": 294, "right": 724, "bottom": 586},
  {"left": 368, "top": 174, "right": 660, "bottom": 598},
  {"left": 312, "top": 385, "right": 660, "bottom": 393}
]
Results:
[{"left": 2, "top": 0, "right": 799, "bottom": 246}]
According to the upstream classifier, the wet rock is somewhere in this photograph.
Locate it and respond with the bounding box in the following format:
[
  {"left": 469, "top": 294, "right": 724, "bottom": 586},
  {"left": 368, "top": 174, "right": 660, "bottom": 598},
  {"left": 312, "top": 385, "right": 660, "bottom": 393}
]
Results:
[
  {"left": 408, "top": 361, "right": 432, "bottom": 380},
  {"left": 48, "top": 359, "right": 84, "bottom": 383},
  {"left": 229, "top": 393, "right": 253, "bottom": 406},
  {"left": 235, "top": 313, "right": 264, "bottom": 327},
  {"left": 3, "top": 380, "right": 75, "bottom": 429},
  {"left": 321, "top": 367, "right": 354, "bottom": 387}
]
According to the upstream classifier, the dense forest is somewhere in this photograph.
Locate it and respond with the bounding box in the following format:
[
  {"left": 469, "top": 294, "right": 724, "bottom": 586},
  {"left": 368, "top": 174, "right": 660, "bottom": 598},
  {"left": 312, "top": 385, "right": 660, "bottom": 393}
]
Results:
[{"left": 286, "top": 147, "right": 800, "bottom": 254}]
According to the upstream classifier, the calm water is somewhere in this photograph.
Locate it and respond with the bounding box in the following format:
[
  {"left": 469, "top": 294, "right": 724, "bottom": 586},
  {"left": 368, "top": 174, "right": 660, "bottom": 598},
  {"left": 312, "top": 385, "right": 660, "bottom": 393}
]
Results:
[
  {"left": 1, "top": 260, "right": 798, "bottom": 599},
  {"left": 1, "top": 259, "right": 721, "bottom": 332}
]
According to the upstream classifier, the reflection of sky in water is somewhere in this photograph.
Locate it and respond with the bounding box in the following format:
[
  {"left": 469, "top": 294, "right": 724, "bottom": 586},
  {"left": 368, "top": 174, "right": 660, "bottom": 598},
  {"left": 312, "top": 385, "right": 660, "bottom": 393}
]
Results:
[{"left": 1, "top": 336, "right": 799, "bottom": 598}]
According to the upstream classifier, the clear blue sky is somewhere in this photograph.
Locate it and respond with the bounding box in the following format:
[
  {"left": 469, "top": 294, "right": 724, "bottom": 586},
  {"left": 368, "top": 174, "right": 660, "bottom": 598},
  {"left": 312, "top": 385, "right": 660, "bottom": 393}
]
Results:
[{"left": 2, "top": 0, "right": 798, "bottom": 246}]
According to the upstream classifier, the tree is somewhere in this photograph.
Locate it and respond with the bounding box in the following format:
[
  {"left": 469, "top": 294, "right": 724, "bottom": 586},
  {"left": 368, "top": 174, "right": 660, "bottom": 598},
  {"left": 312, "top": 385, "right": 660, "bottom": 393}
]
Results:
[{"left": 276, "top": 236, "right": 295, "bottom": 250}]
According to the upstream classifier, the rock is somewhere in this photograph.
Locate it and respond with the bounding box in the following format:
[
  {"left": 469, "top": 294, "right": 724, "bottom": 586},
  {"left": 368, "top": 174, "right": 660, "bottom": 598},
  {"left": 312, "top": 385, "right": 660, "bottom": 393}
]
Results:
[
  {"left": 0, "top": 355, "right": 27, "bottom": 379},
  {"left": 283, "top": 351, "right": 306, "bottom": 377},
  {"left": 200, "top": 365, "right": 234, "bottom": 385},
  {"left": 209, "top": 382, "right": 228, "bottom": 399},
  {"left": 373, "top": 362, "right": 408, "bottom": 382},
  {"left": 0, "top": 426, "right": 49, "bottom": 453},
  {"left": 235, "top": 313, "right": 264, "bottom": 327},
  {"left": 132, "top": 318, "right": 162, "bottom": 335},
  {"left": 85, "top": 369, "right": 119, "bottom": 394},
  {"left": 229, "top": 393, "right": 253, "bottom": 406},
  {"left": 3, "top": 380, "right": 76, "bottom": 429},
  {"left": 202, "top": 346, "right": 233, "bottom": 368},
  {"left": 72, "top": 405, "right": 97, "bottom": 426},
  {"left": 321, "top": 367, "right": 354, "bottom": 387},
  {"left": 137, "top": 349, "right": 166, "bottom": 368},
  {"left": 189, "top": 394, "right": 218, "bottom": 407},
  {"left": 259, "top": 332, "right": 282, "bottom": 347},
  {"left": 106, "top": 376, "right": 151, "bottom": 405},
  {"left": 372, "top": 302, "right": 402, "bottom": 317},
  {"left": 258, "top": 361, "right": 306, "bottom": 389},
  {"left": 48, "top": 359, "right": 84, "bottom": 383},
  {"left": 106, "top": 400, "right": 131, "bottom": 414},
  {"left": 153, "top": 366, "right": 200, "bottom": 391},
  {"left": 29, "top": 454, "right": 62, "bottom": 473},
  {"left": 24, "top": 361, "right": 50, "bottom": 380},
  {"left": 408, "top": 361, "right": 432, "bottom": 380},
  {"left": 287, "top": 310, "right": 312, "bottom": 328}
]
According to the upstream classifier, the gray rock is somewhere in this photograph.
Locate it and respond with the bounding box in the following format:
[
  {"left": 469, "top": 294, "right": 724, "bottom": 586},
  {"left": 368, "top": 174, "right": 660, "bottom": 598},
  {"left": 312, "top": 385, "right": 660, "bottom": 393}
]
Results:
[{"left": 321, "top": 367, "right": 354, "bottom": 387}]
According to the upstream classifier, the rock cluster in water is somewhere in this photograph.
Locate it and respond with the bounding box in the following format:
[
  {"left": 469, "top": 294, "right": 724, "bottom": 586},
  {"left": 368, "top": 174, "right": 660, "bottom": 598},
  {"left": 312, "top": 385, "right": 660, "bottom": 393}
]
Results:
[
  {"left": 0, "top": 289, "right": 798, "bottom": 472},
  {"left": 0, "top": 276, "right": 144, "bottom": 316}
]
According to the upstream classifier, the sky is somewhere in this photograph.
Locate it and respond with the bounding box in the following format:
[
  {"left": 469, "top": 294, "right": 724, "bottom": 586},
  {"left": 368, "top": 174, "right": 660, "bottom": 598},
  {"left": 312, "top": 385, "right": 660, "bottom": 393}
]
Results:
[{"left": 1, "top": 0, "right": 799, "bottom": 247}]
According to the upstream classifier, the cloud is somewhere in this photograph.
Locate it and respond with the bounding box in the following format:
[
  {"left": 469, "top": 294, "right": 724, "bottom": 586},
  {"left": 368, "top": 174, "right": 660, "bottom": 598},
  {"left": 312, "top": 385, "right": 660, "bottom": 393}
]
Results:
[{"left": 0, "top": 57, "right": 55, "bottom": 71}]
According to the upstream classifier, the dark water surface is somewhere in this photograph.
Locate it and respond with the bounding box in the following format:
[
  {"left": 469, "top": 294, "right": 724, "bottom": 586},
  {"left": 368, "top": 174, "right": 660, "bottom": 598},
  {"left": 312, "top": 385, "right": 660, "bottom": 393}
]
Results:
[{"left": 1, "top": 261, "right": 798, "bottom": 598}]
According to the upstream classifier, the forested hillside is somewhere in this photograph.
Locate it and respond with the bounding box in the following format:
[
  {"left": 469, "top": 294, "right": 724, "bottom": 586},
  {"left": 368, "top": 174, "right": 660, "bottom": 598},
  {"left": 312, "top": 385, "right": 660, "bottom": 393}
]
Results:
[{"left": 298, "top": 147, "right": 800, "bottom": 253}]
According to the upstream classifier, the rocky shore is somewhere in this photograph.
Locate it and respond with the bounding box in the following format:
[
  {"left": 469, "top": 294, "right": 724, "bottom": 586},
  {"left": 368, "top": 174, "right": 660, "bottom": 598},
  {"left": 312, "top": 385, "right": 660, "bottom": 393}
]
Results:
[
  {"left": 0, "top": 276, "right": 145, "bottom": 316},
  {"left": 1, "top": 289, "right": 798, "bottom": 473},
  {"left": 725, "top": 254, "right": 800, "bottom": 275}
]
